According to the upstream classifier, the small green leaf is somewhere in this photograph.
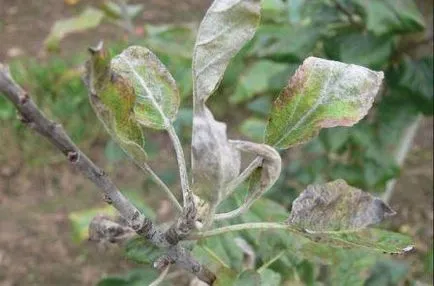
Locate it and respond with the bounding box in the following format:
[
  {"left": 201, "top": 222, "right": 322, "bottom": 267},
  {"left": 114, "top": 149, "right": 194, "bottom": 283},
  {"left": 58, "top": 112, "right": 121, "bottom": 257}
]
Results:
[
  {"left": 104, "top": 139, "right": 126, "bottom": 163},
  {"left": 230, "top": 60, "right": 288, "bottom": 104},
  {"left": 265, "top": 57, "right": 384, "bottom": 149},
  {"left": 97, "top": 267, "right": 162, "bottom": 286},
  {"left": 44, "top": 7, "right": 104, "bottom": 51},
  {"left": 355, "top": 0, "right": 425, "bottom": 35},
  {"left": 235, "top": 270, "right": 261, "bottom": 286},
  {"left": 364, "top": 259, "right": 409, "bottom": 286},
  {"left": 214, "top": 268, "right": 238, "bottom": 286},
  {"left": 123, "top": 236, "right": 165, "bottom": 264},
  {"left": 247, "top": 96, "right": 272, "bottom": 116},
  {"left": 192, "top": 0, "right": 261, "bottom": 103},
  {"left": 288, "top": 179, "right": 395, "bottom": 232},
  {"left": 259, "top": 269, "right": 281, "bottom": 286},
  {"left": 68, "top": 206, "right": 116, "bottom": 243},
  {"left": 239, "top": 118, "right": 267, "bottom": 142},
  {"left": 111, "top": 46, "right": 180, "bottom": 129},
  {"left": 100, "top": 1, "right": 144, "bottom": 20}
]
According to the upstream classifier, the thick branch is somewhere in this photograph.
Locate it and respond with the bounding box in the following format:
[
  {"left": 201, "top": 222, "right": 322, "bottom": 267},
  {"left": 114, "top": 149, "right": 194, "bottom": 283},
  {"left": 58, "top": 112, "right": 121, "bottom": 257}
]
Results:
[{"left": 0, "top": 63, "right": 215, "bottom": 285}]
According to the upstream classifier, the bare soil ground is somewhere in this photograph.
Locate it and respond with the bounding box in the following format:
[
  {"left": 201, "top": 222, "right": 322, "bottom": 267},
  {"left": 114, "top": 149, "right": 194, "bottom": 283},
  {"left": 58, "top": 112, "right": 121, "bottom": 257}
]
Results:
[{"left": 0, "top": 0, "right": 432, "bottom": 285}]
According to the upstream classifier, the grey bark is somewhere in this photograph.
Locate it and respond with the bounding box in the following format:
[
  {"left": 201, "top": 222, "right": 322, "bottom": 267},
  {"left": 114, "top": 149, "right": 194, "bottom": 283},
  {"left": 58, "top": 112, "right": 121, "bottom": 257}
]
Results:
[{"left": 0, "top": 63, "right": 216, "bottom": 285}]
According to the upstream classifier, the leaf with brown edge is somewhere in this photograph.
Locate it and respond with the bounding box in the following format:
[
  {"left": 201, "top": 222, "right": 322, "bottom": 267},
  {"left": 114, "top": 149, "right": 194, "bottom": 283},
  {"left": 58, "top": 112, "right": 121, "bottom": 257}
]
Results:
[
  {"left": 192, "top": 0, "right": 261, "bottom": 104},
  {"left": 288, "top": 179, "right": 396, "bottom": 232},
  {"left": 265, "top": 57, "right": 384, "bottom": 149},
  {"left": 111, "top": 46, "right": 180, "bottom": 130}
]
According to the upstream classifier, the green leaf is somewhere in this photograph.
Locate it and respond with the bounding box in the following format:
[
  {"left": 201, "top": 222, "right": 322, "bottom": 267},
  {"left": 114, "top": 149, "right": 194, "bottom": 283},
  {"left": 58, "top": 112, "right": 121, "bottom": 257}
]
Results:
[
  {"left": 97, "top": 267, "right": 162, "bottom": 286},
  {"left": 100, "top": 1, "right": 144, "bottom": 20},
  {"left": 239, "top": 118, "right": 267, "bottom": 142},
  {"left": 355, "top": 0, "right": 425, "bottom": 35},
  {"left": 192, "top": 0, "right": 261, "bottom": 103},
  {"left": 68, "top": 205, "right": 116, "bottom": 243},
  {"left": 288, "top": 179, "right": 395, "bottom": 232},
  {"left": 44, "top": 7, "right": 104, "bottom": 51},
  {"left": 324, "top": 32, "right": 395, "bottom": 70},
  {"left": 111, "top": 46, "right": 180, "bottom": 129},
  {"left": 364, "top": 259, "right": 409, "bottom": 286},
  {"left": 144, "top": 24, "right": 196, "bottom": 59},
  {"left": 230, "top": 60, "right": 288, "bottom": 104},
  {"left": 249, "top": 24, "right": 321, "bottom": 62},
  {"left": 387, "top": 56, "right": 433, "bottom": 115},
  {"left": 104, "top": 139, "right": 127, "bottom": 163},
  {"left": 247, "top": 96, "right": 272, "bottom": 116},
  {"left": 214, "top": 268, "right": 238, "bottom": 286},
  {"left": 235, "top": 270, "right": 261, "bottom": 286},
  {"left": 123, "top": 236, "right": 165, "bottom": 264},
  {"left": 259, "top": 269, "right": 281, "bottom": 286},
  {"left": 265, "top": 57, "right": 384, "bottom": 149}
]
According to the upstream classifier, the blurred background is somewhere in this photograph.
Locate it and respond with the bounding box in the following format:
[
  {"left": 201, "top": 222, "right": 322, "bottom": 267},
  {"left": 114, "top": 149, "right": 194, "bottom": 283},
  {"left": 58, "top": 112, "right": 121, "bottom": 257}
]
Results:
[{"left": 0, "top": 0, "right": 432, "bottom": 285}]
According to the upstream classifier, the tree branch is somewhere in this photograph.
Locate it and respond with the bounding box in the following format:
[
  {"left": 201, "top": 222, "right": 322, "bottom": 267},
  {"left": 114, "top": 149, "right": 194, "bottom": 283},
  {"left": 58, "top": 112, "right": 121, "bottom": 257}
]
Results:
[{"left": 0, "top": 63, "right": 215, "bottom": 285}]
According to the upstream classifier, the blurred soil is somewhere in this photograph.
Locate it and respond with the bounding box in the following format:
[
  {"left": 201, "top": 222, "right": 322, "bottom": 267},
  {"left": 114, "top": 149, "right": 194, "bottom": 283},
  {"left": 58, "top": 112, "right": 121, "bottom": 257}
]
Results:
[{"left": 0, "top": 0, "right": 432, "bottom": 285}]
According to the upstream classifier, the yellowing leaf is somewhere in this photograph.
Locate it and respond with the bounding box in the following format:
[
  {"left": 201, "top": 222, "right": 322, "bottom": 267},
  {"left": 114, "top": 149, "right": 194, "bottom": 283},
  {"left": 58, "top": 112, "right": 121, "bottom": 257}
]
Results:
[{"left": 265, "top": 57, "right": 384, "bottom": 149}]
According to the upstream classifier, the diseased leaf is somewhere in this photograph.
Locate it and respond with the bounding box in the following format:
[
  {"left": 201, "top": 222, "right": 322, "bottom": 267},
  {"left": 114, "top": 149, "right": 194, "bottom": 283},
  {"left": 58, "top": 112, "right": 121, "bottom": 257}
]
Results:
[
  {"left": 192, "top": 0, "right": 261, "bottom": 103},
  {"left": 228, "top": 141, "right": 281, "bottom": 214},
  {"left": 288, "top": 179, "right": 395, "bottom": 232},
  {"left": 191, "top": 107, "right": 241, "bottom": 212},
  {"left": 123, "top": 236, "right": 165, "bottom": 264},
  {"left": 111, "top": 46, "right": 180, "bottom": 129},
  {"left": 85, "top": 45, "right": 148, "bottom": 162},
  {"left": 45, "top": 7, "right": 104, "bottom": 51},
  {"left": 265, "top": 57, "right": 384, "bottom": 149}
]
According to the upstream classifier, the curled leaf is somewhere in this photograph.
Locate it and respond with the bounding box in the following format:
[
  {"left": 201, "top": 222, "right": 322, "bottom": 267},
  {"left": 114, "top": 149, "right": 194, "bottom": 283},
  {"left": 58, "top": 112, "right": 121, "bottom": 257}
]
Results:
[
  {"left": 192, "top": 0, "right": 261, "bottom": 103},
  {"left": 288, "top": 179, "right": 396, "bottom": 232},
  {"left": 265, "top": 57, "right": 384, "bottom": 149},
  {"left": 191, "top": 107, "right": 241, "bottom": 214},
  {"left": 111, "top": 46, "right": 180, "bottom": 129}
]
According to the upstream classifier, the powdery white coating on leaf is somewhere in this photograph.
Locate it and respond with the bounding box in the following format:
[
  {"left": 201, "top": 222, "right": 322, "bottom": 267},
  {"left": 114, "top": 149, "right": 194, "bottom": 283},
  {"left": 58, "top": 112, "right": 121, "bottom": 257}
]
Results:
[
  {"left": 192, "top": 0, "right": 261, "bottom": 103},
  {"left": 111, "top": 46, "right": 180, "bottom": 129},
  {"left": 288, "top": 179, "right": 395, "bottom": 232},
  {"left": 191, "top": 107, "right": 241, "bottom": 208},
  {"left": 266, "top": 57, "right": 384, "bottom": 149}
]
